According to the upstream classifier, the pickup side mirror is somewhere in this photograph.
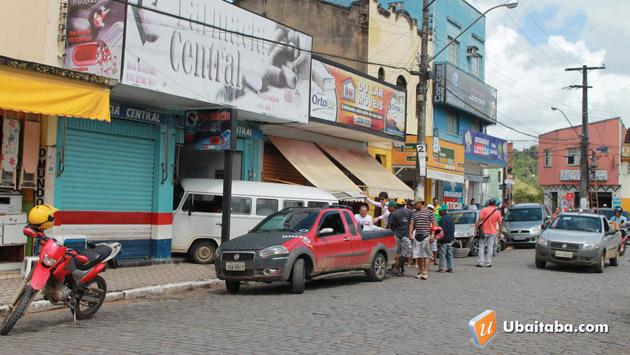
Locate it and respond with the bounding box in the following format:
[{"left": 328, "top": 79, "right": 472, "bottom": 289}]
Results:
[
  {"left": 319, "top": 227, "right": 334, "bottom": 236},
  {"left": 541, "top": 224, "right": 547, "bottom": 230}
]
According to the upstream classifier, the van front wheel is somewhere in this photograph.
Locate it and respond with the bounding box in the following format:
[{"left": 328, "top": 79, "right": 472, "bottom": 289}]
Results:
[{"left": 190, "top": 240, "right": 216, "bottom": 264}]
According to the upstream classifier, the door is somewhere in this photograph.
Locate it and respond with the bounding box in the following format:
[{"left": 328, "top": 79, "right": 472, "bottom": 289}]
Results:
[
  {"left": 343, "top": 211, "right": 368, "bottom": 266},
  {"left": 172, "top": 193, "right": 223, "bottom": 251},
  {"left": 312, "top": 211, "right": 351, "bottom": 270}
]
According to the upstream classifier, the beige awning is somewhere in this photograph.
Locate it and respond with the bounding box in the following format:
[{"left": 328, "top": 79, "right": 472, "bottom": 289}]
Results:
[
  {"left": 269, "top": 136, "right": 362, "bottom": 194},
  {"left": 319, "top": 144, "right": 414, "bottom": 199}
]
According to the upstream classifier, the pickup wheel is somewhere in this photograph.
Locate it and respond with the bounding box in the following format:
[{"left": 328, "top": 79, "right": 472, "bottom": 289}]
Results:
[
  {"left": 291, "top": 258, "right": 305, "bottom": 294},
  {"left": 535, "top": 258, "right": 546, "bottom": 269},
  {"left": 225, "top": 281, "right": 240, "bottom": 293},
  {"left": 366, "top": 252, "right": 386, "bottom": 282}
]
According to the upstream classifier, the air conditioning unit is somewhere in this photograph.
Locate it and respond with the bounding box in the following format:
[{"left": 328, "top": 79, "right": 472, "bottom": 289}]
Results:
[{"left": 466, "top": 46, "right": 479, "bottom": 57}]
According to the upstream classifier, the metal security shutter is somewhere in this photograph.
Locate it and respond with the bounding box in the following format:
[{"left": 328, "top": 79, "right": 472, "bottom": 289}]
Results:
[
  {"left": 262, "top": 142, "right": 307, "bottom": 185},
  {"left": 62, "top": 118, "right": 156, "bottom": 211}
]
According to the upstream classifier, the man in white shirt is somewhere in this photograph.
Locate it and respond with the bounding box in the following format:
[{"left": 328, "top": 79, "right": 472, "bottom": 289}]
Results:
[
  {"left": 467, "top": 198, "right": 478, "bottom": 211},
  {"left": 354, "top": 204, "right": 373, "bottom": 227},
  {"left": 366, "top": 192, "right": 389, "bottom": 226}
]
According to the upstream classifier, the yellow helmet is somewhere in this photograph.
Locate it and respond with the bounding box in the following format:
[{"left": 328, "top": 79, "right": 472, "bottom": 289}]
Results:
[{"left": 28, "top": 204, "right": 58, "bottom": 230}]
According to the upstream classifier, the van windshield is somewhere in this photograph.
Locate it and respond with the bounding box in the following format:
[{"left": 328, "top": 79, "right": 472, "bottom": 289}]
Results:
[{"left": 252, "top": 211, "right": 320, "bottom": 233}]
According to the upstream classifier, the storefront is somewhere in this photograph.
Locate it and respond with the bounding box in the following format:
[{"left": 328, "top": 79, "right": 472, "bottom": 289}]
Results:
[
  {"left": 425, "top": 136, "right": 465, "bottom": 210},
  {"left": 461, "top": 128, "right": 507, "bottom": 206},
  {"left": 0, "top": 56, "right": 113, "bottom": 270},
  {"left": 261, "top": 56, "right": 413, "bottom": 200}
]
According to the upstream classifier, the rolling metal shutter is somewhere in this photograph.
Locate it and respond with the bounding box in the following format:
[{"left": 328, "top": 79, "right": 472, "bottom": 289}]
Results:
[{"left": 57, "top": 117, "right": 157, "bottom": 259}]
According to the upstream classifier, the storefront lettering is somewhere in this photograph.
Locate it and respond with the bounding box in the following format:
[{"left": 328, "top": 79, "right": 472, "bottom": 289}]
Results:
[{"left": 36, "top": 148, "right": 46, "bottom": 205}]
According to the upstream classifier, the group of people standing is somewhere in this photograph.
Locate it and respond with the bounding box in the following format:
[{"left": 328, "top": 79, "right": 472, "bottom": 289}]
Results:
[{"left": 355, "top": 192, "right": 504, "bottom": 277}]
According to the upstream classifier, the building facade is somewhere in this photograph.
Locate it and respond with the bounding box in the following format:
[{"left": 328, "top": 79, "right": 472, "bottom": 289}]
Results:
[{"left": 538, "top": 118, "right": 625, "bottom": 211}]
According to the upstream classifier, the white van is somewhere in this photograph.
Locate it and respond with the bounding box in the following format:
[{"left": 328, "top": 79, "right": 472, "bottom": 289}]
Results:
[{"left": 172, "top": 179, "right": 339, "bottom": 263}]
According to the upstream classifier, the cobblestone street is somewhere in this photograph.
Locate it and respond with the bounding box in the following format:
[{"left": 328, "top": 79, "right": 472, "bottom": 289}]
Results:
[{"left": 2, "top": 248, "right": 628, "bottom": 354}]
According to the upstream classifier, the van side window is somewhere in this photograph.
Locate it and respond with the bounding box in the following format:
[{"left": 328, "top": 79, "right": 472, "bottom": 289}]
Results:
[
  {"left": 174, "top": 183, "right": 185, "bottom": 210},
  {"left": 256, "top": 198, "right": 279, "bottom": 216},
  {"left": 284, "top": 200, "right": 304, "bottom": 208},
  {"left": 231, "top": 197, "right": 252, "bottom": 215},
  {"left": 308, "top": 201, "right": 329, "bottom": 208},
  {"left": 183, "top": 194, "right": 223, "bottom": 213},
  {"left": 318, "top": 212, "right": 345, "bottom": 236},
  {"left": 343, "top": 211, "right": 357, "bottom": 235}
]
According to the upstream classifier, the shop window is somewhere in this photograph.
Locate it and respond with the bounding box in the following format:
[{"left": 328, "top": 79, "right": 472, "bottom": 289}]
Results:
[
  {"left": 183, "top": 194, "right": 223, "bottom": 213},
  {"left": 256, "top": 198, "right": 278, "bottom": 216},
  {"left": 284, "top": 200, "right": 304, "bottom": 209},
  {"left": 566, "top": 148, "right": 580, "bottom": 166},
  {"left": 447, "top": 110, "right": 459, "bottom": 136},
  {"left": 231, "top": 197, "right": 252, "bottom": 215},
  {"left": 396, "top": 75, "right": 407, "bottom": 90}
]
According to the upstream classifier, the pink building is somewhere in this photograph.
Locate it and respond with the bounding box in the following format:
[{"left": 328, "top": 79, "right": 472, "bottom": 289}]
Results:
[{"left": 538, "top": 117, "right": 624, "bottom": 211}]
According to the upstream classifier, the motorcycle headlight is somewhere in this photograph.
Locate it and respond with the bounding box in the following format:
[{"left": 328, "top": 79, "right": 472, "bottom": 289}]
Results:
[
  {"left": 536, "top": 237, "right": 548, "bottom": 246},
  {"left": 582, "top": 242, "right": 599, "bottom": 250},
  {"left": 259, "top": 245, "right": 289, "bottom": 258},
  {"left": 42, "top": 253, "right": 57, "bottom": 267}
]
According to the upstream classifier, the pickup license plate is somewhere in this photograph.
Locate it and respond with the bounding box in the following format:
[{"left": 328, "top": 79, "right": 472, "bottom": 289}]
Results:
[
  {"left": 226, "top": 262, "right": 245, "bottom": 271},
  {"left": 555, "top": 250, "right": 573, "bottom": 258}
]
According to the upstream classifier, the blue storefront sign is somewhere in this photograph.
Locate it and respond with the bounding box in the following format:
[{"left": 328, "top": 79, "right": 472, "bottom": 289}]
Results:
[
  {"left": 110, "top": 104, "right": 170, "bottom": 125},
  {"left": 443, "top": 181, "right": 464, "bottom": 210},
  {"left": 184, "top": 109, "right": 234, "bottom": 150},
  {"left": 462, "top": 128, "right": 507, "bottom": 165}
]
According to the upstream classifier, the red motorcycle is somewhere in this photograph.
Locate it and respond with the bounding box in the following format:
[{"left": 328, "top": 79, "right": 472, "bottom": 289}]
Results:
[{"left": 0, "top": 225, "right": 121, "bottom": 335}]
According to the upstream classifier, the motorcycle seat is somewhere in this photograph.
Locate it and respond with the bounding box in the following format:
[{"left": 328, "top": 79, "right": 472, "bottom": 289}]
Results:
[{"left": 74, "top": 245, "right": 113, "bottom": 271}]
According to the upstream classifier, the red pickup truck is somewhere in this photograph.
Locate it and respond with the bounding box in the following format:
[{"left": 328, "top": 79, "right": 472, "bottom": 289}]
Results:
[{"left": 214, "top": 206, "right": 396, "bottom": 294}]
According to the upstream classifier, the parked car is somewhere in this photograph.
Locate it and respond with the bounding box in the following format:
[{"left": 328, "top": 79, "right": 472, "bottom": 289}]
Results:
[
  {"left": 503, "top": 203, "right": 550, "bottom": 247},
  {"left": 451, "top": 210, "right": 503, "bottom": 256},
  {"left": 535, "top": 212, "right": 622, "bottom": 272},
  {"left": 171, "top": 179, "right": 338, "bottom": 264},
  {"left": 214, "top": 206, "right": 396, "bottom": 294}
]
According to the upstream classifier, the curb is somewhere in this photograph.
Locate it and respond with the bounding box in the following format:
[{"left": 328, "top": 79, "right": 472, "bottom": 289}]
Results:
[{"left": 0, "top": 279, "right": 223, "bottom": 315}]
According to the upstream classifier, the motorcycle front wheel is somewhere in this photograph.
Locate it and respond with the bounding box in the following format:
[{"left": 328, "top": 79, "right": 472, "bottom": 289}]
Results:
[
  {"left": 0, "top": 285, "right": 37, "bottom": 335},
  {"left": 72, "top": 275, "right": 107, "bottom": 320}
]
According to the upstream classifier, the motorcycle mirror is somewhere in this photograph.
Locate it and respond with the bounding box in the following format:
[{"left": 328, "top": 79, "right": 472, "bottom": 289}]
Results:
[{"left": 23, "top": 227, "right": 38, "bottom": 237}]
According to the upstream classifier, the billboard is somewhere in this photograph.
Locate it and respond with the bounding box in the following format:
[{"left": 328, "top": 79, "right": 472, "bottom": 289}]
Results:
[
  {"left": 63, "top": 0, "right": 126, "bottom": 79},
  {"left": 462, "top": 128, "right": 507, "bottom": 165},
  {"left": 184, "top": 109, "right": 234, "bottom": 150},
  {"left": 310, "top": 58, "right": 406, "bottom": 138},
  {"left": 122, "top": 0, "right": 312, "bottom": 123},
  {"left": 434, "top": 63, "right": 497, "bottom": 122}
]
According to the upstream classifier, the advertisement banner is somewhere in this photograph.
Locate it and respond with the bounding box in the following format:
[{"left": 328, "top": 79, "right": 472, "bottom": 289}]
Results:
[
  {"left": 426, "top": 136, "right": 465, "bottom": 176},
  {"left": 310, "top": 59, "right": 406, "bottom": 138},
  {"left": 433, "top": 63, "right": 497, "bottom": 122},
  {"left": 123, "top": 0, "right": 312, "bottom": 123},
  {"left": 184, "top": 109, "right": 233, "bottom": 150},
  {"left": 462, "top": 128, "right": 507, "bottom": 165},
  {"left": 64, "top": 0, "right": 126, "bottom": 79},
  {"left": 392, "top": 142, "right": 417, "bottom": 166},
  {"left": 560, "top": 169, "right": 608, "bottom": 181},
  {"left": 442, "top": 181, "right": 464, "bottom": 210}
]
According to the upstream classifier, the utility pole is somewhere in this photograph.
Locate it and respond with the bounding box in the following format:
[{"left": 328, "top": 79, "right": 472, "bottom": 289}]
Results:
[
  {"left": 415, "top": 0, "right": 431, "bottom": 199},
  {"left": 566, "top": 64, "right": 605, "bottom": 208}
]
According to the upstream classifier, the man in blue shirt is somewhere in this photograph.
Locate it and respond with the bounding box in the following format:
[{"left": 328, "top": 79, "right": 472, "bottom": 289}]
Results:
[{"left": 437, "top": 204, "right": 455, "bottom": 273}]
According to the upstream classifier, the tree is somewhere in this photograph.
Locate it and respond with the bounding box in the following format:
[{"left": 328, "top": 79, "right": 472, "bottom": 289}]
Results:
[{"left": 511, "top": 146, "right": 543, "bottom": 203}]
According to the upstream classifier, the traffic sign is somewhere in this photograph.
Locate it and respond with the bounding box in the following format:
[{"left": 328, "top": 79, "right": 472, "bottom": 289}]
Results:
[{"left": 504, "top": 179, "right": 515, "bottom": 185}]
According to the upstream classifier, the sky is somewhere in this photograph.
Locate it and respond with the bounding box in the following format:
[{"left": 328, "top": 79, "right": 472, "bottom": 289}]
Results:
[{"left": 465, "top": 0, "right": 630, "bottom": 149}]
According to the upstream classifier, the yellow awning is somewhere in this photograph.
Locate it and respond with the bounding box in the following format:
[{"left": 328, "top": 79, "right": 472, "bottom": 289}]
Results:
[
  {"left": 0, "top": 66, "right": 110, "bottom": 121},
  {"left": 269, "top": 136, "right": 362, "bottom": 194},
  {"left": 319, "top": 144, "right": 414, "bottom": 199}
]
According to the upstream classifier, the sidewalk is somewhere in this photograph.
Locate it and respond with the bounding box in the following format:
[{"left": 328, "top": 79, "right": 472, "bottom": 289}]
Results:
[{"left": 0, "top": 262, "right": 222, "bottom": 314}]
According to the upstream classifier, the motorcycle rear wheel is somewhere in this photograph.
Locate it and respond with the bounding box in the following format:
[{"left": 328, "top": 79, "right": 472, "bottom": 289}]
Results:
[
  {"left": 72, "top": 275, "right": 107, "bottom": 320},
  {"left": 0, "top": 285, "right": 36, "bottom": 335}
]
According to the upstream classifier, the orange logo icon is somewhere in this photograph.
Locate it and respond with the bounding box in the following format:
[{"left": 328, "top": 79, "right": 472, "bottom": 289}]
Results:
[{"left": 469, "top": 310, "right": 497, "bottom": 347}]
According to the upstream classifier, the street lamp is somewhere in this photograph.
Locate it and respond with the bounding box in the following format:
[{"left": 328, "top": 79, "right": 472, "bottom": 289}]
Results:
[
  {"left": 550, "top": 106, "right": 581, "bottom": 137},
  {"left": 414, "top": 1, "right": 519, "bottom": 198}
]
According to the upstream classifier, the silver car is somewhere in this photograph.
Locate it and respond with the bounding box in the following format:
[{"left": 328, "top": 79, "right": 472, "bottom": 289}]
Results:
[
  {"left": 451, "top": 210, "right": 503, "bottom": 256},
  {"left": 503, "top": 203, "right": 550, "bottom": 247},
  {"left": 535, "top": 212, "right": 622, "bottom": 273}
]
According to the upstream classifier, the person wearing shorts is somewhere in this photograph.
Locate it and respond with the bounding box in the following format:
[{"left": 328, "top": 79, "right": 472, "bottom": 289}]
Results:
[
  {"left": 410, "top": 204, "right": 436, "bottom": 279},
  {"left": 388, "top": 199, "right": 413, "bottom": 276}
]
